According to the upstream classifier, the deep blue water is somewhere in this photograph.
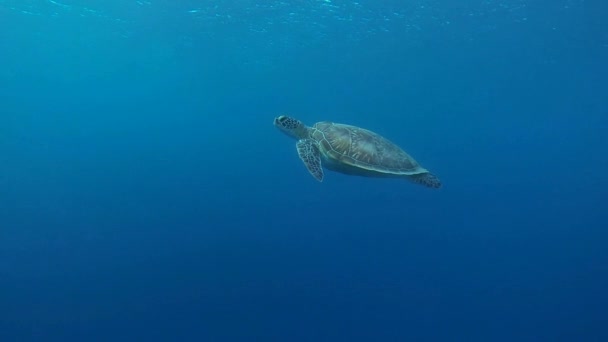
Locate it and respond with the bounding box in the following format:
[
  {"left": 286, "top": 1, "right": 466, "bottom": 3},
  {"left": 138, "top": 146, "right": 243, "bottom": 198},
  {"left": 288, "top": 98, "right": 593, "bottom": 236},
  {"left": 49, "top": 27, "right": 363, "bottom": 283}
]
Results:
[{"left": 1, "top": 0, "right": 607, "bottom": 341}]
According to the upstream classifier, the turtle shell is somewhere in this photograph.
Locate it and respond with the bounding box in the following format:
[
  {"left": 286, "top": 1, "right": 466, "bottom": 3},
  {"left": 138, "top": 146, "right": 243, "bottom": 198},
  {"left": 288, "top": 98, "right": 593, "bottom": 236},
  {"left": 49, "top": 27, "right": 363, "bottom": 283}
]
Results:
[{"left": 310, "top": 121, "right": 427, "bottom": 176}]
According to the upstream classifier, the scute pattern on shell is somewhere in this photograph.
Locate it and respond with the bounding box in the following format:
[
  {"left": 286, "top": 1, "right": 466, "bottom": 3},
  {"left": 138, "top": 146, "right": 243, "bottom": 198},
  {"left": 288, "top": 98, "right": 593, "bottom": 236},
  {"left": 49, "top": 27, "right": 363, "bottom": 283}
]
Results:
[{"left": 310, "top": 121, "right": 423, "bottom": 174}]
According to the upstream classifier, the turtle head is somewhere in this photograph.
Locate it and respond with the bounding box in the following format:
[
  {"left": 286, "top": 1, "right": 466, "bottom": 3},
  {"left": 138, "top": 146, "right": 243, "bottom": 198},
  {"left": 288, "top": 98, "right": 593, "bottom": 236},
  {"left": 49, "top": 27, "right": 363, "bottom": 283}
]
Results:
[{"left": 274, "top": 115, "right": 309, "bottom": 140}]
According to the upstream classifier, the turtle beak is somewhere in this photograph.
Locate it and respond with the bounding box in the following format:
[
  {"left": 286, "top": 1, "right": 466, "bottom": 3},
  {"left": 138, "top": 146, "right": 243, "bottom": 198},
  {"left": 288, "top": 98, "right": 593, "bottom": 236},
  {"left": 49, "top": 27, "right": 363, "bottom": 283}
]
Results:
[{"left": 273, "top": 116, "right": 284, "bottom": 127}]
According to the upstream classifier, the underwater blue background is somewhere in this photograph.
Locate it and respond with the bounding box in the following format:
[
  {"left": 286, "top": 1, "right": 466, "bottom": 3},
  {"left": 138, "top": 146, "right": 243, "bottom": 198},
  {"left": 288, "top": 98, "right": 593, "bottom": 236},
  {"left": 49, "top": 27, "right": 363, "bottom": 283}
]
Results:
[{"left": 1, "top": 0, "right": 607, "bottom": 341}]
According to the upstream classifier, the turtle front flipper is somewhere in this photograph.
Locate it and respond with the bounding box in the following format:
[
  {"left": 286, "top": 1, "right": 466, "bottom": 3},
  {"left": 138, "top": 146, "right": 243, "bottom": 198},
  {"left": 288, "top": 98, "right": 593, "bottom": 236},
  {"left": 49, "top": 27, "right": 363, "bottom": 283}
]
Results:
[{"left": 296, "top": 139, "right": 324, "bottom": 182}]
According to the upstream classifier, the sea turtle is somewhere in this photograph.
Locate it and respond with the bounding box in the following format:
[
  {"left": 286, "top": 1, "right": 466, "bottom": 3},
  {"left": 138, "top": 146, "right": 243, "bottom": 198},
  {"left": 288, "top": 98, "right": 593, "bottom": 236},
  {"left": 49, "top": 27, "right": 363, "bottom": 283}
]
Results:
[{"left": 274, "top": 115, "right": 441, "bottom": 188}]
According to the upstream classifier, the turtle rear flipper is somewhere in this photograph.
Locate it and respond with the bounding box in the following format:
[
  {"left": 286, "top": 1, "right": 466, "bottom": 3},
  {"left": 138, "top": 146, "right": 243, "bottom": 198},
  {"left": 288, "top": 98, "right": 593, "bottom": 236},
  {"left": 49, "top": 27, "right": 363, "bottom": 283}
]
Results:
[
  {"left": 296, "top": 139, "right": 324, "bottom": 182},
  {"left": 409, "top": 173, "right": 441, "bottom": 189}
]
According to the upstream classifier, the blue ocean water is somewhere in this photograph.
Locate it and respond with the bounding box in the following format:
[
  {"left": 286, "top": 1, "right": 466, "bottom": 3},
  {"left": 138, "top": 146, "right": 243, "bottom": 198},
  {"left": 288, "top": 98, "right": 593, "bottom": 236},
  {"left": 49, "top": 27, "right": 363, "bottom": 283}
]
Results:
[{"left": 1, "top": 0, "right": 607, "bottom": 340}]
